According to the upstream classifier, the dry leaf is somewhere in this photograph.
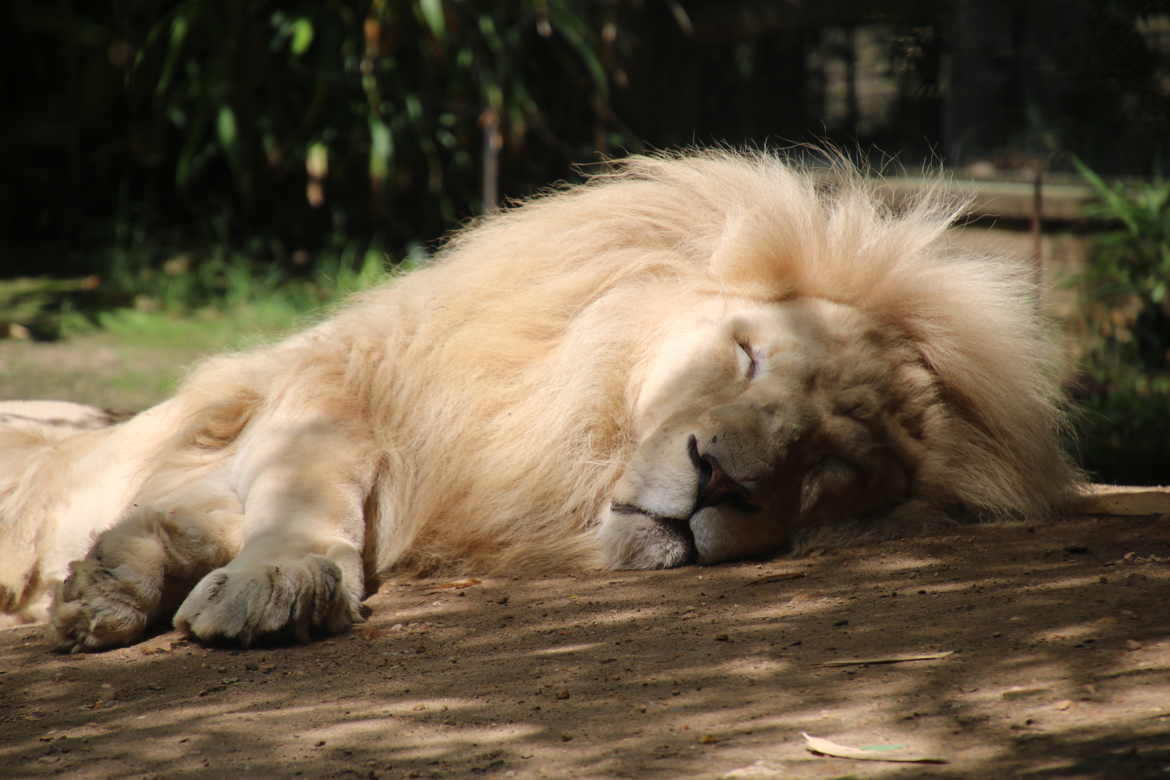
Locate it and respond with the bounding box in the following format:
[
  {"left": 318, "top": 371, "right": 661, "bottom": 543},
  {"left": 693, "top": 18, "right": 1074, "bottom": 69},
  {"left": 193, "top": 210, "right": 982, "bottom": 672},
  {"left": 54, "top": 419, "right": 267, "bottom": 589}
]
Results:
[
  {"left": 801, "top": 732, "right": 945, "bottom": 763},
  {"left": 820, "top": 651, "right": 954, "bottom": 667}
]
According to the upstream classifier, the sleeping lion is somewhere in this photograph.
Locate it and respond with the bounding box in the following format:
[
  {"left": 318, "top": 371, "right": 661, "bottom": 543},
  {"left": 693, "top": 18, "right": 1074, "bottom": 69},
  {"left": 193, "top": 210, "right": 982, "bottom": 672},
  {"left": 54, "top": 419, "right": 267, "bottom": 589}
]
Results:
[{"left": 0, "top": 150, "right": 1079, "bottom": 651}]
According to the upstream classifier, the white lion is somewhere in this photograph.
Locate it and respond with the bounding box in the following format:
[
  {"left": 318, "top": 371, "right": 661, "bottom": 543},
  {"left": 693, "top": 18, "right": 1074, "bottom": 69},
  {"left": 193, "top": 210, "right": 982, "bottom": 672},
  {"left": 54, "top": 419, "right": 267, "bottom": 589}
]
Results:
[{"left": 0, "top": 151, "right": 1079, "bottom": 650}]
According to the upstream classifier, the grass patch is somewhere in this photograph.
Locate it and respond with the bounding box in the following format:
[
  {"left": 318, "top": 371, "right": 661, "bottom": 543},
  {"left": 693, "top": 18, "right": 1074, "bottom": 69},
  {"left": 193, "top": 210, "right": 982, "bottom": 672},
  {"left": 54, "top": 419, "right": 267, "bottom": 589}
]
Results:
[
  {"left": 1, "top": 244, "right": 417, "bottom": 409},
  {"left": 0, "top": 334, "right": 210, "bottom": 409}
]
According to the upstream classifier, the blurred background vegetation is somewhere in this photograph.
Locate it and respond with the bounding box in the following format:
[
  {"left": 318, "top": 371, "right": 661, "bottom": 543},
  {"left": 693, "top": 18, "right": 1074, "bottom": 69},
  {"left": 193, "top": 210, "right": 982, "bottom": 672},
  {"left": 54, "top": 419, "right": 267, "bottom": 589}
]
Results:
[{"left": 2, "top": 0, "right": 1169, "bottom": 482}]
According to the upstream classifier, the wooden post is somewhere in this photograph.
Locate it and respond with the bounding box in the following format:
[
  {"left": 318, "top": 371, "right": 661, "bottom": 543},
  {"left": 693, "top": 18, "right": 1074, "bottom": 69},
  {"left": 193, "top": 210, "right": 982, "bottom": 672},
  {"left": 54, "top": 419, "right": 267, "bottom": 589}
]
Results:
[
  {"left": 481, "top": 107, "right": 501, "bottom": 214},
  {"left": 1030, "top": 160, "right": 1045, "bottom": 293}
]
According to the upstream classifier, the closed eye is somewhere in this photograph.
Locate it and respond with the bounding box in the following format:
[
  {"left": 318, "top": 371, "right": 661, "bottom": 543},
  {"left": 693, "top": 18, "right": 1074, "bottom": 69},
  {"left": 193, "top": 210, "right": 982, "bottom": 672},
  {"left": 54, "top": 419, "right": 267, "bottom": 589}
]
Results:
[{"left": 736, "top": 341, "right": 758, "bottom": 380}]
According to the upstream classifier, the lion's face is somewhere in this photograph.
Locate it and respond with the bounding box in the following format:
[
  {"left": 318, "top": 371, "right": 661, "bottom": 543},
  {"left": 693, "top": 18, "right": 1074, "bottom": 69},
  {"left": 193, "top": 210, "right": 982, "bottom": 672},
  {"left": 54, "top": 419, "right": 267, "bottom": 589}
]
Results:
[{"left": 598, "top": 295, "right": 936, "bottom": 569}]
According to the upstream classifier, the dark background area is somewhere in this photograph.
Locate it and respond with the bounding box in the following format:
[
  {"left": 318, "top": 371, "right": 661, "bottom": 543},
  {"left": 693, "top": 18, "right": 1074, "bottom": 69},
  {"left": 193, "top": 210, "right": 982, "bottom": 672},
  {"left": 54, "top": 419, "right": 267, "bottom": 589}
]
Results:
[{"left": 4, "top": 0, "right": 1169, "bottom": 273}]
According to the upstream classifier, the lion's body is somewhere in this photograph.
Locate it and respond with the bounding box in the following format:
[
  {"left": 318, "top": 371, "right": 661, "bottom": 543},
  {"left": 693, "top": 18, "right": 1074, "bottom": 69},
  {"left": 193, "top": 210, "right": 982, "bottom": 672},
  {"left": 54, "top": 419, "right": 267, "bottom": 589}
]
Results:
[
  {"left": 0, "top": 151, "right": 1079, "bottom": 648},
  {"left": 0, "top": 402, "right": 175, "bottom": 625}
]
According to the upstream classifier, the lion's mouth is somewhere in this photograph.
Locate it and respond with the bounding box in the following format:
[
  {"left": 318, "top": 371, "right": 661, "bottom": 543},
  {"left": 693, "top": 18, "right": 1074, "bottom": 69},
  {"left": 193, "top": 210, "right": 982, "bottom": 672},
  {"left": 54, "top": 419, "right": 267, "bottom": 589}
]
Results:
[
  {"left": 609, "top": 501, "right": 691, "bottom": 527},
  {"left": 608, "top": 501, "right": 698, "bottom": 563}
]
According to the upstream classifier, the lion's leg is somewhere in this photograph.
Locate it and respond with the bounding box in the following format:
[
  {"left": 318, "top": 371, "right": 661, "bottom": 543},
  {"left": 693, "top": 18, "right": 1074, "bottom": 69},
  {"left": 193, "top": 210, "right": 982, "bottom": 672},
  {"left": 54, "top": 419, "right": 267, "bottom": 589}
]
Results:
[
  {"left": 172, "top": 419, "right": 374, "bottom": 647},
  {"left": 50, "top": 477, "right": 243, "bottom": 652}
]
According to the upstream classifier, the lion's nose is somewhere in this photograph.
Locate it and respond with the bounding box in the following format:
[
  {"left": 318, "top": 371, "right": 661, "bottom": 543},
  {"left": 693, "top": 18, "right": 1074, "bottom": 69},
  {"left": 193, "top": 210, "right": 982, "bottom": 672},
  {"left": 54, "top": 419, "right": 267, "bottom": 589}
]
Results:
[{"left": 687, "top": 435, "right": 754, "bottom": 511}]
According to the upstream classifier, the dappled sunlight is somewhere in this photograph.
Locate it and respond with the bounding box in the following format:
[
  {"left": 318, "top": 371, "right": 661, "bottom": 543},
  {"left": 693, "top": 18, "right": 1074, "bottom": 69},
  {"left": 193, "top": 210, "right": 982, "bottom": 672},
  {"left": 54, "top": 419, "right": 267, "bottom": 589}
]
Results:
[
  {"left": 562, "top": 604, "right": 677, "bottom": 626},
  {"left": 844, "top": 553, "right": 948, "bottom": 574},
  {"left": 3, "top": 515, "right": 1170, "bottom": 776},
  {"left": 300, "top": 717, "right": 546, "bottom": 755},
  {"left": 1023, "top": 569, "right": 1170, "bottom": 593},
  {"left": 709, "top": 655, "right": 792, "bottom": 681},
  {"left": 1033, "top": 618, "right": 1118, "bottom": 644}
]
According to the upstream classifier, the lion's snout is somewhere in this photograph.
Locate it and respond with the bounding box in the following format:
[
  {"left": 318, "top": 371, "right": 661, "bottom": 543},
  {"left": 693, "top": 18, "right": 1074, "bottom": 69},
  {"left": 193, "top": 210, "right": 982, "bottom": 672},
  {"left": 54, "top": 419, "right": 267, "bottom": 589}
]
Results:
[{"left": 686, "top": 434, "right": 756, "bottom": 513}]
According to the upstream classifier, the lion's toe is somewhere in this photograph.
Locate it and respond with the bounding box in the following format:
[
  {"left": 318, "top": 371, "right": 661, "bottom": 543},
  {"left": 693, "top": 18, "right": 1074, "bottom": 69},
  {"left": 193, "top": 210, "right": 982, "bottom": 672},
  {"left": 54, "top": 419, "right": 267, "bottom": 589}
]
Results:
[
  {"left": 174, "top": 555, "right": 360, "bottom": 647},
  {"left": 49, "top": 561, "right": 149, "bottom": 653}
]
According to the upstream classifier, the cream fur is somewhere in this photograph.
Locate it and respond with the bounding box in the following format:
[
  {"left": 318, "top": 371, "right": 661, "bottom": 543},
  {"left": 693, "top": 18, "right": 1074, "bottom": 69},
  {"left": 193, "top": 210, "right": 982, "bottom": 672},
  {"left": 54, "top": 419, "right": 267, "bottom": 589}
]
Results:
[{"left": 0, "top": 150, "right": 1080, "bottom": 647}]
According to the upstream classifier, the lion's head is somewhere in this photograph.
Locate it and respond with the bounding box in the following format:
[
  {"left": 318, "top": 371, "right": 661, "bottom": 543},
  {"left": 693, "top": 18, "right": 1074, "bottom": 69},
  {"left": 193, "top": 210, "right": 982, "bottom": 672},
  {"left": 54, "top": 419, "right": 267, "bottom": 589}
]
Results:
[
  {"left": 598, "top": 296, "right": 945, "bottom": 568},
  {"left": 555, "top": 153, "right": 1081, "bottom": 571}
]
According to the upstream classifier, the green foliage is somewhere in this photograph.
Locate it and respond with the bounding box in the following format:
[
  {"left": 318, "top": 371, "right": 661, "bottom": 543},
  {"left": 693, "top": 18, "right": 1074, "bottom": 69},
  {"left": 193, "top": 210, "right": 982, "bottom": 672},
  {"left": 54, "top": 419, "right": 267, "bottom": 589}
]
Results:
[
  {"left": 6, "top": 0, "right": 626, "bottom": 275},
  {"left": 11, "top": 1, "right": 1167, "bottom": 287},
  {"left": 1071, "top": 160, "right": 1170, "bottom": 484},
  {"left": 0, "top": 247, "right": 401, "bottom": 409},
  {"left": 1075, "top": 160, "right": 1170, "bottom": 323},
  {"left": 63, "top": 243, "right": 396, "bottom": 341},
  {"left": 0, "top": 277, "right": 101, "bottom": 340}
]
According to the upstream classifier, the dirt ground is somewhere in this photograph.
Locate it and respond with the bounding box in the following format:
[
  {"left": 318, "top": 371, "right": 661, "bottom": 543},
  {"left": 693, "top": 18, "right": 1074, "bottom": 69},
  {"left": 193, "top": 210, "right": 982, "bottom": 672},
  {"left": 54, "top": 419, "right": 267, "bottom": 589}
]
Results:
[{"left": 2, "top": 500, "right": 1170, "bottom": 780}]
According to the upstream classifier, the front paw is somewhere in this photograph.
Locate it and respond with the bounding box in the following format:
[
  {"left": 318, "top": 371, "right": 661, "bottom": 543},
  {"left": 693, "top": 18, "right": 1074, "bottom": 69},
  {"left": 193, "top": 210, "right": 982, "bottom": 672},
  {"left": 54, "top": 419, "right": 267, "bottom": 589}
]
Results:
[
  {"left": 172, "top": 555, "right": 361, "bottom": 647},
  {"left": 50, "top": 560, "right": 150, "bottom": 653}
]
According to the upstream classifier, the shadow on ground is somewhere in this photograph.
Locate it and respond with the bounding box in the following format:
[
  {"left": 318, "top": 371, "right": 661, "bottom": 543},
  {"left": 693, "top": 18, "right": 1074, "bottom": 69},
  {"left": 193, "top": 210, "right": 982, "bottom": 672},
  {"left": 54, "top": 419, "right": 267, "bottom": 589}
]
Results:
[{"left": 2, "top": 514, "right": 1169, "bottom": 778}]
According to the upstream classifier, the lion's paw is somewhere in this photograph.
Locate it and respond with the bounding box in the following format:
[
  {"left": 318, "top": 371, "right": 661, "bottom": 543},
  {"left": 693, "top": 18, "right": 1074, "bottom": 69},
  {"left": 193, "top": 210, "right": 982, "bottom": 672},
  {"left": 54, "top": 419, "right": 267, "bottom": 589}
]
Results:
[
  {"left": 50, "top": 560, "right": 151, "bottom": 653},
  {"left": 172, "top": 555, "right": 361, "bottom": 647}
]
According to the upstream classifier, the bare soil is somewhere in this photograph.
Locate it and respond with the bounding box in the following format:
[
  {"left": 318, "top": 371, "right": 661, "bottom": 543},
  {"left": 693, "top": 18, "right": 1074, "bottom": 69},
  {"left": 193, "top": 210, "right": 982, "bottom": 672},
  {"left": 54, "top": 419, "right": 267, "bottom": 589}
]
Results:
[{"left": 3, "top": 509, "right": 1170, "bottom": 779}]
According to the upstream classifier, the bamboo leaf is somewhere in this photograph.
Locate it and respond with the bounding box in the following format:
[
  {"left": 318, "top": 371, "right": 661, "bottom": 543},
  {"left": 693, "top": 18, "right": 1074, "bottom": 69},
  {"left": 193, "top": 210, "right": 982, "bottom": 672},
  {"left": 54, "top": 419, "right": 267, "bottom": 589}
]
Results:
[
  {"left": 419, "top": 0, "right": 445, "bottom": 39},
  {"left": 548, "top": 1, "right": 608, "bottom": 96},
  {"left": 306, "top": 142, "right": 328, "bottom": 179},
  {"left": 291, "top": 18, "right": 314, "bottom": 54},
  {"left": 405, "top": 94, "right": 423, "bottom": 122},
  {"left": 667, "top": 1, "right": 694, "bottom": 35},
  {"left": 369, "top": 117, "right": 392, "bottom": 183},
  {"left": 216, "top": 105, "right": 238, "bottom": 150},
  {"left": 155, "top": 14, "right": 189, "bottom": 95},
  {"left": 1073, "top": 157, "right": 1139, "bottom": 235}
]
